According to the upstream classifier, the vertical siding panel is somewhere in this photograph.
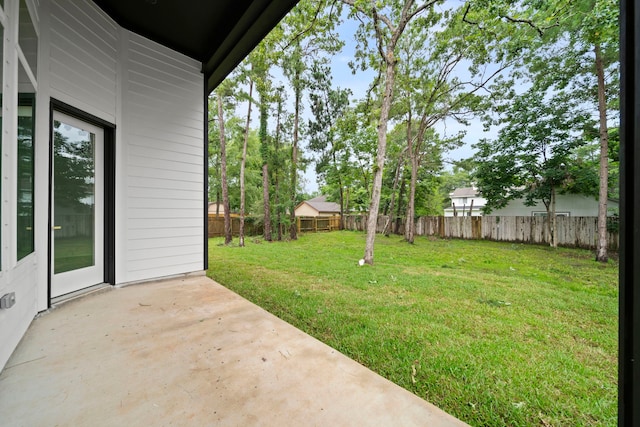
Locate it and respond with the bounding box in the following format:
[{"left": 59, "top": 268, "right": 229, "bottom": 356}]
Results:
[{"left": 123, "top": 33, "right": 204, "bottom": 282}]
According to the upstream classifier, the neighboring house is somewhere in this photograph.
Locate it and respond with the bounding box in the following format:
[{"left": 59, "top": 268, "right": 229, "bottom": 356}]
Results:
[
  {"left": 0, "top": 0, "right": 297, "bottom": 371},
  {"left": 208, "top": 202, "right": 229, "bottom": 216},
  {"left": 443, "top": 186, "right": 487, "bottom": 217},
  {"left": 295, "top": 196, "right": 341, "bottom": 217},
  {"left": 444, "top": 186, "right": 619, "bottom": 218},
  {"left": 490, "top": 193, "right": 619, "bottom": 217}
]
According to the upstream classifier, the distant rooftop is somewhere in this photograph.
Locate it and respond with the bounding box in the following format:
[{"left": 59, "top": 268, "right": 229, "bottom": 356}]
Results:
[
  {"left": 450, "top": 187, "right": 479, "bottom": 198},
  {"left": 305, "top": 196, "right": 341, "bottom": 213}
]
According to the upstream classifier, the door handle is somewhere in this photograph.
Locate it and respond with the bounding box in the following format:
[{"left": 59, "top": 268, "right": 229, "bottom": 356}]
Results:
[{"left": 53, "top": 226, "right": 62, "bottom": 230}]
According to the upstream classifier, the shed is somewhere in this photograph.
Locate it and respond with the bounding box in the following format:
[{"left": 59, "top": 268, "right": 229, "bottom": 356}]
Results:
[
  {"left": 208, "top": 202, "right": 234, "bottom": 216},
  {"left": 295, "top": 196, "right": 341, "bottom": 217}
]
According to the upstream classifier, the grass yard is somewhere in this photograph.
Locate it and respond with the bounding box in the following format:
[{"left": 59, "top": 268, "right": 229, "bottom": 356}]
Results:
[{"left": 207, "top": 231, "right": 618, "bottom": 426}]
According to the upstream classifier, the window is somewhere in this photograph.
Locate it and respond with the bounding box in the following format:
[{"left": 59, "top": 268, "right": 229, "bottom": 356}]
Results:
[
  {"left": 16, "top": 0, "right": 37, "bottom": 261},
  {"left": 16, "top": 91, "right": 34, "bottom": 260},
  {"left": 532, "top": 211, "right": 570, "bottom": 217}
]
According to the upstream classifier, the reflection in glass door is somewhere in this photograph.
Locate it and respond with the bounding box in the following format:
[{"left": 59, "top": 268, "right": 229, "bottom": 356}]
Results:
[{"left": 51, "top": 112, "right": 104, "bottom": 298}]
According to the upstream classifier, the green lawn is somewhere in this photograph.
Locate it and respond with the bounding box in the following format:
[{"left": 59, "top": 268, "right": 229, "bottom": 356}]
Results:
[
  {"left": 207, "top": 231, "right": 618, "bottom": 426},
  {"left": 54, "top": 236, "right": 94, "bottom": 273}
]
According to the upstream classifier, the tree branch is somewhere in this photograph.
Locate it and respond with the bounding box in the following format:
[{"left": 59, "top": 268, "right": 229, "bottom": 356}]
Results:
[
  {"left": 500, "top": 15, "right": 545, "bottom": 37},
  {"left": 282, "top": 0, "right": 326, "bottom": 51}
]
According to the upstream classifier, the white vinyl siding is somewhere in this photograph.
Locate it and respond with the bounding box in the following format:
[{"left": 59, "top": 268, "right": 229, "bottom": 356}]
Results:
[
  {"left": 120, "top": 33, "right": 204, "bottom": 283},
  {"left": 490, "top": 194, "right": 619, "bottom": 217},
  {"left": 0, "top": 0, "right": 41, "bottom": 371},
  {"left": 2, "top": 0, "right": 206, "bottom": 370},
  {"left": 49, "top": 0, "right": 117, "bottom": 122},
  {"left": 0, "top": 260, "right": 37, "bottom": 370}
]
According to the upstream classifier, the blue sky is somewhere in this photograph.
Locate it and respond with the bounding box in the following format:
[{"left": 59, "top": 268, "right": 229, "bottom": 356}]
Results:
[
  {"left": 253, "top": 3, "right": 499, "bottom": 194},
  {"left": 296, "top": 11, "right": 492, "bottom": 193}
]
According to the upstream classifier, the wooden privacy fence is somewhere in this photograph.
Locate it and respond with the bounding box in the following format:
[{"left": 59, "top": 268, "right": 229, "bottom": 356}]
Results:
[
  {"left": 208, "top": 215, "right": 262, "bottom": 238},
  {"left": 297, "top": 216, "right": 340, "bottom": 233},
  {"left": 208, "top": 215, "right": 340, "bottom": 237},
  {"left": 342, "top": 215, "right": 619, "bottom": 251}
]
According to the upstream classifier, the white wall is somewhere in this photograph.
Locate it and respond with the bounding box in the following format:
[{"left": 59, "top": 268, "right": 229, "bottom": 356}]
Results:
[
  {"left": 444, "top": 194, "right": 487, "bottom": 217},
  {"left": 443, "top": 208, "right": 484, "bottom": 218},
  {"left": 46, "top": 0, "right": 204, "bottom": 285},
  {"left": 1, "top": 0, "right": 205, "bottom": 370},
  {"left": 490, "top": 193, "right": 618, "bottom": 217},
  {"left": 118, "top": 33, "right": 204, "bottom": 283},
  {"left": 49, "top": 0, "right": 118, "bottom": 122},
  {"left": 0, "top": 0, "right": 41, "bottom": 371}
]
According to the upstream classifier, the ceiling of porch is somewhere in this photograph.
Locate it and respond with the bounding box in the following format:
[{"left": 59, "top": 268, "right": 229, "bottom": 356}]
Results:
[{"left": 91, "top": 0, "right": 299, "bottom": 93}]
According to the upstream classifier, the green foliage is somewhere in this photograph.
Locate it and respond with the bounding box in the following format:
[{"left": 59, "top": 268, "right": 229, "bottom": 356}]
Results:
[
  {"left": 468, "top": 0, "right": 619, "bottom": 238},
  {"left": 474, "top": 85, "right": 593, "bottom": 213}
]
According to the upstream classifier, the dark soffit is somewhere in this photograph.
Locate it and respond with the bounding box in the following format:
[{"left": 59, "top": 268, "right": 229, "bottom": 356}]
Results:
[{"left": 91, "top": 0, "right": 298, "bottom": 93}]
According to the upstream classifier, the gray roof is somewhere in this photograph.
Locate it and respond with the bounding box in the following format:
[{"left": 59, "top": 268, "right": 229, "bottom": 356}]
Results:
[
  {"left": 306, "top": 196, "right": 341, "bottom": 213},
  {"left": 450, "top": 187, "right": 479, "bottom": 197}
]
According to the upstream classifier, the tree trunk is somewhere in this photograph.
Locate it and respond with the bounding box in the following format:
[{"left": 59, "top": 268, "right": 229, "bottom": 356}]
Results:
[
  {"left": 383, "top": 151, "right": 404, "bottom": 236},
  {"left": 344, "top": 186, "right": 350, "bottom": 222},
  {"left": 259, "top": 95, "right": 272, "bottom": 242},
  {"left": 395, "top": 175, "right": 406, "bottom": 234},
  {"left": 274, "top": 162, "right": 282, "bottom": 241},
  {"left": 405, "top": 151, "right": 418, "bottom": 244},
  {"left": 275, "top": 173, "right": 282, "bottom": 240},
  {"left": 274, "top": 92, "right": 283, "bottom": 242},
  {"left": 363, "top": 56, "right": 397, "bottom": 264},
  {"left": 216, "top": 92, "right": 232, "bottom": 245},
  {"left": 595, "top": 42, "right": 609, "bottom": 262},
  {"left": 551, "top": 186, "right": 557, "bottom": 248},
  {"left": 338, "top": 172, "right": 345, "bottom": 230},
  {"left": 239, "top": 77, "right": 253, "bottom": 247},
  {"left": 262, "top": 164, "right": 272, "bottom": 241},
  {"left": 290, "top": 74, "right": 300, "bottom": 240}
]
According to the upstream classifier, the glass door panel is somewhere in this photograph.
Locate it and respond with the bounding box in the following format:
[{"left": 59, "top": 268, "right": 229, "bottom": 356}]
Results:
[{"left": 51, "top": 112, "right": 104, "bottom": 298}]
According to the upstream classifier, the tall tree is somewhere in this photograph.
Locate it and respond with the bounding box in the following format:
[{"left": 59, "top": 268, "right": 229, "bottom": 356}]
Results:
[
  {"left": 565, "top": 0, "right": 618, "bottom": 261},
  {"left": 238, "top": 65, "right": 254, "bottom": 247},
  {"left": 272, "top": 87, "right": 286, "bottom": 241},
  {"left": 465, "top": 0, "right": 618, "bottom": 258},
  {"left": 288, "top": 46, "right": 302, "bottom": 240},
  {"left": 340, "top": 0, "right": 440, "bottom": 264},
  {"left": 308, "top": 62, "right": 351, "bottom": 227},
  {"left": 216, "top": 87, "right": 232, "bottom": 244},
  {"left": 474, "top": 89, "right": 591, "bottom": 247},
  {"left": 394, "top": 5, "right": 520, "bottom": 243},
  {"left": 280, "top": 0, "right": 344, "bottom": 240},
  {"left": 258, "top": 86, "right": 272, "bottom": 241},
  {"left": 248, "top": 34, "right": 280, "bottom": 242}
]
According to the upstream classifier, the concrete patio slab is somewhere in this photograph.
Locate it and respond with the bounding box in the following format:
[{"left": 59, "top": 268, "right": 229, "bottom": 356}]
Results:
[{"left": 0, "top": 275, "right": 468, "bottom": 426}]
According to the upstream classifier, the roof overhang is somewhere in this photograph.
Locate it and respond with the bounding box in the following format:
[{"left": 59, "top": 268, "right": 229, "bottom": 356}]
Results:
[{"left": 91, "top": 0, "right": 298, "bottom": 93}]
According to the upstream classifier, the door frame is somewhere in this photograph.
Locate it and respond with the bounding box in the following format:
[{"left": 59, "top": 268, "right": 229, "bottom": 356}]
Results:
[{"left": 48, "top": 99, "right": 115, "bottom": 306}]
